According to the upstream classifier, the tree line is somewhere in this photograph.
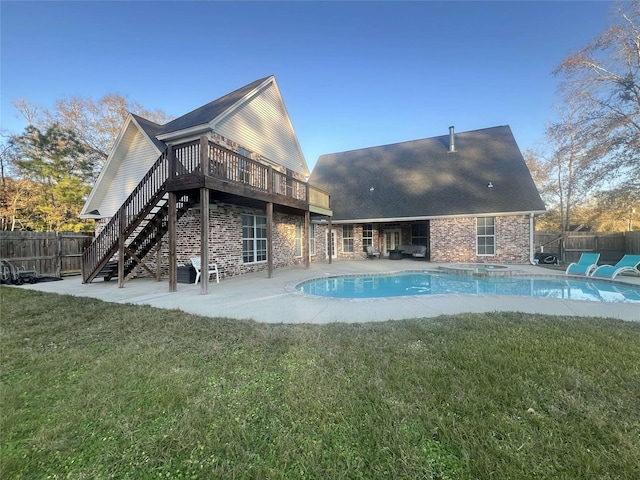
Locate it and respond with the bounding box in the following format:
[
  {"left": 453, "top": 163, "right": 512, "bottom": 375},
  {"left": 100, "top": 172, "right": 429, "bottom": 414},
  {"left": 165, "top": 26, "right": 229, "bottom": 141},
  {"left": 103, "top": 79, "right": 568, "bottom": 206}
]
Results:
[
  {"left": 1, "top": 1, "right": 639, "bottom": 233},
  {"left": 0, "top": 96, "right": 170, "bottom": 232},
  {"left": 527, "top": 1, "right": 640, "bottom": 232}
]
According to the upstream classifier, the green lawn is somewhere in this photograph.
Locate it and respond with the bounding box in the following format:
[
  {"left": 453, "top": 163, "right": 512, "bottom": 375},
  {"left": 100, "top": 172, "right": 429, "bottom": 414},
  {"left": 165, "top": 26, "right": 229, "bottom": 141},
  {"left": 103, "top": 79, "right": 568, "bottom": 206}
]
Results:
[{"left": 2, "top": 286, "right": 639, "bottom": 479}]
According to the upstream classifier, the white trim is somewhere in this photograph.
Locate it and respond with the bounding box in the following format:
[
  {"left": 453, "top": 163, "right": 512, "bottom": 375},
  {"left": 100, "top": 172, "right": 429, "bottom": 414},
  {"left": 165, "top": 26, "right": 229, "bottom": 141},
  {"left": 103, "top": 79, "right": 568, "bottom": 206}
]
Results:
[
  {"left": 156, "top": 124, "right": 211, "bottom": 141},
  {"left": 476, "top": 216, "right": 496, "bottom": 256},
  {"left": 326, "top": 230, "right": 336, "bottom": 260},
  {"left": 328, "top": 210, "right": 546, "bottom": 224},
  {"left": 157, "top": 77, "right": 274, "bottom": 143},
  {"left": 213, "top": 77, "right": 309, "bottom": 177},
  {"left": 529, "top": 213, "right": 536, "bottom": 265},
  {"left": 80, "top": 114, "right": 163, "bottom": 218},
  {"left": 266, "top": 78, "right": 309, "bottom": 176},
  {"left": 210, "top": 77, "right": 273, "bottom": 130},
  {"left": 383, "top": 228, "right": 402, "bottom": 254}
]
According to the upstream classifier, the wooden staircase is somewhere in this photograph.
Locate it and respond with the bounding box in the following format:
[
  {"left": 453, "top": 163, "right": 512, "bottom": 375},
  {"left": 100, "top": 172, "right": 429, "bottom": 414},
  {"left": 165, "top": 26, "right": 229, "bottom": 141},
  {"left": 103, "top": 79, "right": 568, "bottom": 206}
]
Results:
[
  {"left": 82, "top": 147, "right": 193, "bottom": 284},
  {"left": 82, "top": 136, "right": 332, "bottom": 285}
]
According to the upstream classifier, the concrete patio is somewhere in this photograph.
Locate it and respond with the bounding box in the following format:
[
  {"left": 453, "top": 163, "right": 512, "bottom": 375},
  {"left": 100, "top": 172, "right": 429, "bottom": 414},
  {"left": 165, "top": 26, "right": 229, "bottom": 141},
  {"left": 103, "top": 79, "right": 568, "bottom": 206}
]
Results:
[{"left": 14, "top": 259, "right": 640, "bottom": 323}]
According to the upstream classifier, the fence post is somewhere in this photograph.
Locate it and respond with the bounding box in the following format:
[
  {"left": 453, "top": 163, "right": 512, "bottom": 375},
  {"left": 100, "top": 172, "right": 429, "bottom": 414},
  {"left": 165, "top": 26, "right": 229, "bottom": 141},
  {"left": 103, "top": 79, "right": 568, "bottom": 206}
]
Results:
[{"left": 56, "top": 233, "right": 62, "bottom": 278}]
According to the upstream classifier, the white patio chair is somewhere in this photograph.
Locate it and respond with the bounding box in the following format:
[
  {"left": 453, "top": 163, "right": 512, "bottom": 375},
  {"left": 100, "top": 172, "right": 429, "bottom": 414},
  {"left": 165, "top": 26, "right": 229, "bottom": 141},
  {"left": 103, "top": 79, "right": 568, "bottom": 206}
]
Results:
[
  {"left": 190, "top": 257, "right": 220, "bottom": 284},
  {"left": 366, "top": 245, "right": 381, "bottom": 259}
]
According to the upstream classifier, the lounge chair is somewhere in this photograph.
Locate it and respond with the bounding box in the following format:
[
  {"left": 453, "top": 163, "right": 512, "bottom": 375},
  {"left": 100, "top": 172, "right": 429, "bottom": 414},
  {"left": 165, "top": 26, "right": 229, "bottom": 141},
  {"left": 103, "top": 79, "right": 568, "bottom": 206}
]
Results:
[
  {"left": 190, "top": 257, "right": 220, "bottom": 284},
  {"left": 411, "top": 245, "right": 427, "bottom": 259},
  {"left": 590, "top": 255, "right": 640, "bottom": 279},
  {"left": 565, "top": 253, "right": 600, "bottom": 276},
  {"left": 366, "top": 246, "right": 381, "bottom": 259}
]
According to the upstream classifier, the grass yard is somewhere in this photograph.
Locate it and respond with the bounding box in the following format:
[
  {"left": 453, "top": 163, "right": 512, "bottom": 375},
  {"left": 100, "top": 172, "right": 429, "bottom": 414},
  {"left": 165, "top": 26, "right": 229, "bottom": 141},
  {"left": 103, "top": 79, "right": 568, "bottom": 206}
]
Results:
[{"left": 1, "top": 286, "right": 640, "bottom": 479}]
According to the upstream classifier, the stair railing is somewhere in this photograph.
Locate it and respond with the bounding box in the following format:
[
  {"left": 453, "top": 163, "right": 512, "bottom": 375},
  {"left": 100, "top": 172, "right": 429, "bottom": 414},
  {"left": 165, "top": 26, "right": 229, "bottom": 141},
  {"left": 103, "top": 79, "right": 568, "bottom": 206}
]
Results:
[{"left": 82, "top": 141, "right": 202, "bottom": 283}]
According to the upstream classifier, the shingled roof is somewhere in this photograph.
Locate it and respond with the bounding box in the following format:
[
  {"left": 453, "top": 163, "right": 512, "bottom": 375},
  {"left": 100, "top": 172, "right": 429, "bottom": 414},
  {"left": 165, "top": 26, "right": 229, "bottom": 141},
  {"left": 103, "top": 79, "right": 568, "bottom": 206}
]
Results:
[
  {"left": 131, "top": 114, "right": 166, "bottom": 152},
  {"left": 158, "top": 76, "right": 272, "bottom": 136},
  {"left": 309, "top": 126, "right": 546, "bottom": 222}
]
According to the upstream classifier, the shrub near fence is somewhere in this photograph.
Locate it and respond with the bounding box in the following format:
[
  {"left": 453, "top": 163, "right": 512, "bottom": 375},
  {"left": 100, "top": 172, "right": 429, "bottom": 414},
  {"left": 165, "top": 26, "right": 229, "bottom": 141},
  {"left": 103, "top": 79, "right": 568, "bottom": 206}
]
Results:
[
  {"left": 0, "top": 231, "right": 94, "bottom": 278},
  {"left": 534, "top": 231, "right": 640, "bottom": 265}
]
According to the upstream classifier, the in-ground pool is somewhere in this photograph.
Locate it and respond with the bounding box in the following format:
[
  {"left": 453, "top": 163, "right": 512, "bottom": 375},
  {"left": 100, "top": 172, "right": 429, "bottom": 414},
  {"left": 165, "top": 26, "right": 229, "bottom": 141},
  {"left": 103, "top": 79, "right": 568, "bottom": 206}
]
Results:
[{"left": 296, "top": 271, "right": 640, "bottom": 303}]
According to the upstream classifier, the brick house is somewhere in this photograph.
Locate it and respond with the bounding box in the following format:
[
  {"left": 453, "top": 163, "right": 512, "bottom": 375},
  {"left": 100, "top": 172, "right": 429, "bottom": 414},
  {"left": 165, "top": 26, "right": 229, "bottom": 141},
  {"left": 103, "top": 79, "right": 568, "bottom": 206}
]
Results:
[
  {"left": 309, "top": 126, "right": 546, "bottom": 263},
  {"left": 80, "top": 77, "right": 544, "bottom": 291},
  {"left": 80, "top": 76, "right": 331, "bottom": 291}
]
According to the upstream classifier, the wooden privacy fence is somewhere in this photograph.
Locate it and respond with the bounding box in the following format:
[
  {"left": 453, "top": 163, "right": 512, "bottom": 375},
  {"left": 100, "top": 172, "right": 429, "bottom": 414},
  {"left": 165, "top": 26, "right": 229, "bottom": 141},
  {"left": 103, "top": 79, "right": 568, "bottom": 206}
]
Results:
[
  {"left": 0, "top": 231, "right": 94, "bottom": 277},
  {"left": 534, "top": 231, "right": 640, "bottom": 265}
]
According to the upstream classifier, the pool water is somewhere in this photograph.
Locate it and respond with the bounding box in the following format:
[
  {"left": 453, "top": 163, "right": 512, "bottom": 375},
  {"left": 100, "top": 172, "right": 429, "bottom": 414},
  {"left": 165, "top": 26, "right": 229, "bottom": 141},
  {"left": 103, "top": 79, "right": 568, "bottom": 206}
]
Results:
[{"left": 296, "top": 272, "right": 640, "bottom": 303}]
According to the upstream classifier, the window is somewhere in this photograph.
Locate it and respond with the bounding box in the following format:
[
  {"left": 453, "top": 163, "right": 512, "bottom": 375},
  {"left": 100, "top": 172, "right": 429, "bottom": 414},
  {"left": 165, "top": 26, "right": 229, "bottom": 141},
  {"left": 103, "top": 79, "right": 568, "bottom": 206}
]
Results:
[
  {"left": 411, "top": 222, "right": 429, "bottom": 246},
  {"left": 242, "top": 214, "right": 267, "bottom": 263},
  {"left": 294, "top": 223, "right": 302, "bottom": 257},
  {"left": 237, "top": 148, "right": 252, "bottom": 183},
  {"left": 309, "top": 223, "right": 316, "bottom": 256},
  {"left": 362, "top": 223, "right": 373, "bottom": 247},
  {"left": 342, "top": 225, "right": 354, "bottom": 253},
  {"left": 477, "top": 217, "right": 495, "bottom": 255}
]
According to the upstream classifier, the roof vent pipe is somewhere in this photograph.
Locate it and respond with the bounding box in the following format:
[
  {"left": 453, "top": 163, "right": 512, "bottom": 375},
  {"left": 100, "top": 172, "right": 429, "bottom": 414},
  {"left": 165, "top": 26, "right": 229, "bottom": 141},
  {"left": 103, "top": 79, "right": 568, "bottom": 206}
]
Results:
[{"left": 449, "top": 126, "right": 455, "bottom": 152}]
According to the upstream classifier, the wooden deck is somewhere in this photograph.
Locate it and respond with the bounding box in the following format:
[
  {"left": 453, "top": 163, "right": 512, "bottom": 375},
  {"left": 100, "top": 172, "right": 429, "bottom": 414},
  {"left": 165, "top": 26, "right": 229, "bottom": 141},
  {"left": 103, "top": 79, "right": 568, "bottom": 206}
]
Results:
[
  {"left": 81, "top": 136, "right": 332, "bottom": 291},
  {"left": 165, "top": 138, "right": 330, "bottom": 215}
]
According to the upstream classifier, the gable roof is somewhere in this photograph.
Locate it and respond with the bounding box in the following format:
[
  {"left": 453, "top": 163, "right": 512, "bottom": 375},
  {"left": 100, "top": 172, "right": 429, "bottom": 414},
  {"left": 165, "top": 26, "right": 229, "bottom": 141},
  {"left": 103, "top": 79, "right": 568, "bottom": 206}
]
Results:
[
  {"left": 131, "top": 114, "right": 166, "bottom": 152},
  {"left": 157, "top": 76, "right": 272, "bottom": 137},
  {"left": 82, "top": 76, "right": 309, "bottom": 218},
  {"left": 309, "top": 126, "right": 546, "bottom": 222},
  {"left": 154, "top": 75, "right": 309, "bottom": 176}
]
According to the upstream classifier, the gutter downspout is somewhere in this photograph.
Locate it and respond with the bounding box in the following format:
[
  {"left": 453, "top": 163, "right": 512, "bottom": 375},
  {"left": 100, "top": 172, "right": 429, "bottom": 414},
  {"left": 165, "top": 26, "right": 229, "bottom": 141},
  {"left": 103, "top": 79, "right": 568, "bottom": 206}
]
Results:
[{"left": 529, "top": 213, "right": 536, "bottom": 265}]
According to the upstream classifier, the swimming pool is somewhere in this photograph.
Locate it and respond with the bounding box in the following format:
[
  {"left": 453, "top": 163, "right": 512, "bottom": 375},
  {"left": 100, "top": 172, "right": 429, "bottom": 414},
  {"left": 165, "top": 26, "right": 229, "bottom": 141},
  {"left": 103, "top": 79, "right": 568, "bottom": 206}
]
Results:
[{"left": 296, "top": 271, "right": 640, "bottom": 303}]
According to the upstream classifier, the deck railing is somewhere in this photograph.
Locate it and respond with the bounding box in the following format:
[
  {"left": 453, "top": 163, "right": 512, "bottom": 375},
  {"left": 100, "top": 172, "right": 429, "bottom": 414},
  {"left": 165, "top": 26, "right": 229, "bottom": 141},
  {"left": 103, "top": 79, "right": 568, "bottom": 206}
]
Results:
[
  {"left": 83, "top": 138, "right": 330, "bottom": 282},
  {"left": 206, "top": 140, "right": 324, "bottom": 206},
  {"left": 309, "top": 185, "right": 331, "bottom": 210},
  {"left": 82, "top": 146, "right": 173, "bottom": 282}
]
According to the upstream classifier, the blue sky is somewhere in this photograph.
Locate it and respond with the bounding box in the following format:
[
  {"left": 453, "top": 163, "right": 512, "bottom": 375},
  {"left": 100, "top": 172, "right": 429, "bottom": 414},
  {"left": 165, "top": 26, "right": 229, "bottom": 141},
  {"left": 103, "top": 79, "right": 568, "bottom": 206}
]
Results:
[{"left": 1, "top": 1, "right": 615, "bottom": 170}]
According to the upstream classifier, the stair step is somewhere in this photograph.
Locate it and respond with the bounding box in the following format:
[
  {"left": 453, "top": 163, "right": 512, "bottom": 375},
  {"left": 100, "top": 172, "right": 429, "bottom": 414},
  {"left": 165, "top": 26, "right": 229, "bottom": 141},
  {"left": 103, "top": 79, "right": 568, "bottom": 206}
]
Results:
[{"left": 84, "top": 188, "right": 194, "bottom": 283}]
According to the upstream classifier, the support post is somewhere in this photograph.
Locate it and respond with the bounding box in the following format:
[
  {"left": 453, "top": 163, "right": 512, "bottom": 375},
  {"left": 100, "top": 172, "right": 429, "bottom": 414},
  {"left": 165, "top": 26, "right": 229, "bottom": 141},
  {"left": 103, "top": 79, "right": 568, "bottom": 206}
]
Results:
[
  {"left": 118, "top": 208, "right": 125, "bottom": 288},
  {"left": 267, "top": 202, "right": 273, "bottom": 278},
  {"left": 328, "top": 216, "right": 332, "bottom": 264},
  {"left": 155, "top": 241, "right": 162, "bottom": 281},
  {"left": 200, "top": 136, "right": 209, "bottom": 175},
  {"left": 168, "top": 192, "right": 177, "bottom": 292},
  {"left": 168, "top": 143, "right": 175, "bottom": 179},
  {"left": 200, "top": 188, "right": 210, "bottom": 294},
  {"left": 304, "top": 210, "right": 310, "bottom": 269}
]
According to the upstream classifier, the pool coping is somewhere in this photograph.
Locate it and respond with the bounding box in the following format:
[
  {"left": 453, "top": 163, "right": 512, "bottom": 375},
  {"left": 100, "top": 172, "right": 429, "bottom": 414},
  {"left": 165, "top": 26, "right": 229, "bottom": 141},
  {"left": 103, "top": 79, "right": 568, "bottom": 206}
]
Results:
[
  {"left": 10, "top": 260, "right": 640, "bottom": 323},
  {"left": 287, "top": 267, "right": 640, "bottom": 302}
]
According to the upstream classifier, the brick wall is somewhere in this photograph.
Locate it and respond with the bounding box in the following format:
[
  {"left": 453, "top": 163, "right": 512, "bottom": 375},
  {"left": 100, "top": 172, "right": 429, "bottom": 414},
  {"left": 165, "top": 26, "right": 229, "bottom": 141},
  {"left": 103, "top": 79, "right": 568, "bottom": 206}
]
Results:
[
  {"left": 312, "top": 224, "right": 383, "bottom": 260},
  {"left": 97, "top": 211, "right": 532, "bottom": 280},
  {"left": 430, "top": 215, "right": 531, "bottom": 263},
  {"left": 96, "top": 204, "right": 324, "bottom": 280},
  {"left": 312, "top": 223, "right": 328, "bottom": 260},
  {"left": 171, "top": 203, "right": 308, "bottom": 279},
  {"left": 314, "top": 216, "right": 531, "bottom": 263}
]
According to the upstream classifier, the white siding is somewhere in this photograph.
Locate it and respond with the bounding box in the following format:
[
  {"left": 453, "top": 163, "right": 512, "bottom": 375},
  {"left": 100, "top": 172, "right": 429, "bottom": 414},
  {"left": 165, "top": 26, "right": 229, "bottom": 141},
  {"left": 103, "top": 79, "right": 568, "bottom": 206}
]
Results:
[
  {"left": 98, "top": 128, "right": 161, "bottom": 216},
  {"left": 214, "top": 83, "right": 308, "bottom": 176}
]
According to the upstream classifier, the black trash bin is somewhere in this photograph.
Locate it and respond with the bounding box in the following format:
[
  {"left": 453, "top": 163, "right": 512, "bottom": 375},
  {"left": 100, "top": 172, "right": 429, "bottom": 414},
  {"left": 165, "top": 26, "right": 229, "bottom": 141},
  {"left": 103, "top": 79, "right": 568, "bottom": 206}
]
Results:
[{"left": 177, "top": 266, "right": 196, "bottom": 283}]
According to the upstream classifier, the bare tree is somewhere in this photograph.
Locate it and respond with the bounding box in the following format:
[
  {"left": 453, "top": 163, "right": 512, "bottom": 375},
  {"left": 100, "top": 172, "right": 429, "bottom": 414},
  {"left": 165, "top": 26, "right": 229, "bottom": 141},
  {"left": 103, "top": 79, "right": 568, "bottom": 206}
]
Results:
[
  {"left": 554, "top": 0, "right": 640, "bottom": 198},
  {"left": 12, "top": 94, "right": 171, "bottom": 178},
  {"left": 548, "top": 106, "right": 602, "bottom": 231}
]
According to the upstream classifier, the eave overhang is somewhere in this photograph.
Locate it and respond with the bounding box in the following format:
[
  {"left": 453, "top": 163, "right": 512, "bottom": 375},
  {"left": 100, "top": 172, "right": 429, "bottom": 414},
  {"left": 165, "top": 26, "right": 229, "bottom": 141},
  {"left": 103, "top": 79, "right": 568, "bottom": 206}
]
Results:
[
  {"left": 328, "top": 210, "right": 547, "bottom": 224},
  {"left": 80, "top": 114, "right": 164, "bottom": 218},
  {"left": 156, "top": 124, "right": 211, "bottom": 141}
]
